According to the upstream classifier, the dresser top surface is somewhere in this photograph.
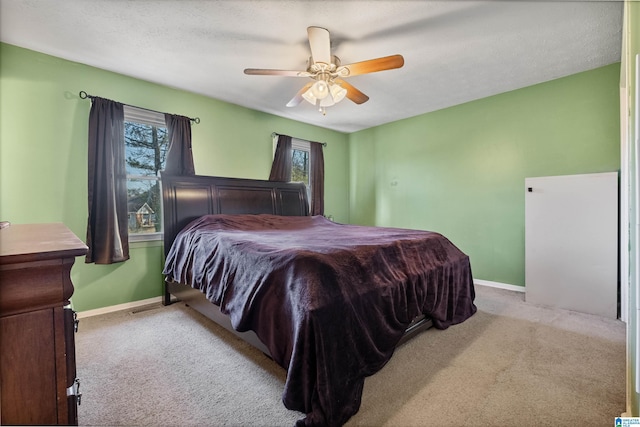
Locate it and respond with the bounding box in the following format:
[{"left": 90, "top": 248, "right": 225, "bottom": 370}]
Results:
[{"left": 0, "top": 223, "right": 88, "bottom": 263}]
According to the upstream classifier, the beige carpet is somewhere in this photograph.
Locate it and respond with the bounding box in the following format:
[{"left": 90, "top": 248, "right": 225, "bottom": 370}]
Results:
[{"left": 76, "top": 285, "right": 625, "bottom": 426}]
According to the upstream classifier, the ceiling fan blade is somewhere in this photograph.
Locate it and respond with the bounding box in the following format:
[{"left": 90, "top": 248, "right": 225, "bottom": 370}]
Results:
[
  {"left": 340, "top": 54, "right": 405, "bottom": 76},
  {"left": 307, "top": 26, "right": 332, "bottom": 64},
  {"left": 244, "top": 68, "right": 309, "bottom": 77},
  {"left": 335, "top": 79, "right": 369, "bottom": 104},
  {"left": 286, "top": 82, "right": 314, "bottom": 107}
]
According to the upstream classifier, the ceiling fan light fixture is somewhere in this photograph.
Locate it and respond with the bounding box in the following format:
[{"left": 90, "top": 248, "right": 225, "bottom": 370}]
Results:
[
  {"left": 319, "top": 95, "right": 335, "bottom": 108},
  {"left": 310, "top": 80, "right": 330, "bottom": 99},
  {"left": 302, "top": 88, "right": 318, "bottom": 105},
  {"left": 302, "top": 79, "right": 331, "bottom": 105},
  {"left": 329, "top": 83, "right": 347, "bottom": 103},
  {"left": 303, "top": 81, "right": 347, "bottom": 108}
]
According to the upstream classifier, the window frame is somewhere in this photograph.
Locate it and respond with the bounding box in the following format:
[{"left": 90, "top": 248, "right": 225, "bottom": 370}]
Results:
[{"left": 123, "top": 106, "right": 167, "bottom": 243}]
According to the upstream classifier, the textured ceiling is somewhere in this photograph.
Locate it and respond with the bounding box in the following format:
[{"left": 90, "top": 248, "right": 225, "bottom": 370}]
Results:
[{"left": 0, "top": 0, "right": 623, "bottom": 133}]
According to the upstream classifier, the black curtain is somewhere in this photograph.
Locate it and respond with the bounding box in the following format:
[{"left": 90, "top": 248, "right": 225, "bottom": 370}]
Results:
[
  {"left": 86, "top": 97, "right": 129, "bottom": 264},
  {"left": 268, "top": 134, "right": 292, "bottom": 181},
  {"left": 310, "top": 141, "right": 325, "bottom": 216},
  {"left": 164, "top": 114, "right": 195, "bottom": 175}
]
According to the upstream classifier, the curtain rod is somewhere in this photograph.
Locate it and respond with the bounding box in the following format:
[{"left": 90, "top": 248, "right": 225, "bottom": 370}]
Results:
[
  {"left": 271, "top": 132, "right": 327, "bottom": 147},
  {"left": 79, "top": 91, "right": 200, "bottom": 124}
]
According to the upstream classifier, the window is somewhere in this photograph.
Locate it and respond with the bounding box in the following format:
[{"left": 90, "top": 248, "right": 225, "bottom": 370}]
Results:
[
  {"left": 291, "top": 139, "right": 310, "bottom": 187},
  {"left": 124, "top": 106, "right": 168, "bottom": 241},
  {"left": 274, "top": 136, "right": 312, "bottom": 204}
]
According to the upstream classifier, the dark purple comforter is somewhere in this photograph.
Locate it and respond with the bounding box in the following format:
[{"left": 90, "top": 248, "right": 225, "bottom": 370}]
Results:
[{"left": 163, "top": 214, "right": 476, "bottom": 426}]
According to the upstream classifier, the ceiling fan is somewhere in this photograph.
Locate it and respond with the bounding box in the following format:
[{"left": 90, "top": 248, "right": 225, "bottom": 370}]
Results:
[{"left": 244, "top": 26, "right": 405, "bottom": 115}]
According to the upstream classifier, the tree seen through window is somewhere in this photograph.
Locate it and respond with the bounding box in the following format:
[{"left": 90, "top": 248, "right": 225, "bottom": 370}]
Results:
[
  {"left": 125, "top": 121, "right": 168, "bottom": 235},
  {"left": 291, "top": 148, "right": 309, "bottom": 187}
]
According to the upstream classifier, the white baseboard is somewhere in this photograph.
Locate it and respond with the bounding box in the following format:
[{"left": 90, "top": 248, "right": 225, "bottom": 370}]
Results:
[
  {"left": 76, "top": 296, "right": 163, "bottom": 319},
  {"left": 474, "top": 279, "right": 525, "bottom": 293},
  {"left": 75, "top": 280, "right": 522, "bottom": 319}
]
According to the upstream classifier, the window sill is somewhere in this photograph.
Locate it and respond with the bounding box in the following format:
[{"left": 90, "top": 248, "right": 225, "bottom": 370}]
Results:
[{"left": 129, "top": 232, "right": 163, "bottom": 248}]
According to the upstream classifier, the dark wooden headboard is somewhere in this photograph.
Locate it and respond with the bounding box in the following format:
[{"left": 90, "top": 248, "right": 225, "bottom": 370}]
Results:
[{"left": 161, "top": 173, "right": 309, "bottom": 255}]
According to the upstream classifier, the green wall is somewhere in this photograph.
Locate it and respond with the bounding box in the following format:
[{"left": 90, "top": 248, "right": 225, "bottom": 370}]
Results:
[
  {"left": 0, "top": 43, "right": 350, "bottom": 311},
  {"left": 349, "top": 63, "right": 621, "bottom": 287},
  {"left": 0, "top": 41, "right": 622, "bottom": 311}
]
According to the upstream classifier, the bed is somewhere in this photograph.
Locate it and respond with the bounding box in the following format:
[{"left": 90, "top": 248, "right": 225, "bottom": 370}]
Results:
[{"left": 161, "top": 173, "right": 477, "bottom": 426}]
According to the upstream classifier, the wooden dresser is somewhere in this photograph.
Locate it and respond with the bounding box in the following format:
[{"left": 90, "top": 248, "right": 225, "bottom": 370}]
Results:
[{"left": 0, "top": 223, "right": 87, "bottom": 425}]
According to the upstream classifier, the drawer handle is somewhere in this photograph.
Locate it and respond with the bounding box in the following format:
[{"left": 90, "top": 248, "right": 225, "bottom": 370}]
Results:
[
  {"left": 67, "top": 377, "right": 82, "bottom": 405},
  {"left": 63, "top": 304, "right": 80, "bottom": 333}
]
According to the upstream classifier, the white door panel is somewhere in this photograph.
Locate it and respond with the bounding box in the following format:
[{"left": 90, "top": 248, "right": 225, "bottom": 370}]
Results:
[{"left": 525, "top": 172, "right": 618, "bottom": 318}]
